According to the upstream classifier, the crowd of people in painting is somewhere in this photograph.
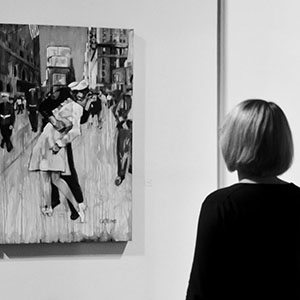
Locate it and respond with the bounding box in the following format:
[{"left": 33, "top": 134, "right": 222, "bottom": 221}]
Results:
[{"left": 0, "top": 80, "right": 132, "bottom": 222}]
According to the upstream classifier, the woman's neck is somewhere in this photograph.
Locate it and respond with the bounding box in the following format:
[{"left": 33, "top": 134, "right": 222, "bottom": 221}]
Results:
[{"left": 238, "top": 172, "right": 288, "bottom": 184}]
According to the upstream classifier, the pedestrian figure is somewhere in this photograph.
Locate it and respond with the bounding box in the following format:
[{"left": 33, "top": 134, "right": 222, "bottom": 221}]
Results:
[
  {"left": 28, "top": 88, "right": 39, "bottom": 132},
  {"left": 115, "top": 119, "right": 132, "bottom": 186},
  {"left": 112, "top": 90, "right": 132, "bottom": 186},
  {"left": 0, "top": 92, "right": 15, "bottom": 152},
  {"left": 88, "top": 92, "right": 102, "bottom": 128},
  {"left": 16, "top": 95, "right": 24, "bottom": 114}
]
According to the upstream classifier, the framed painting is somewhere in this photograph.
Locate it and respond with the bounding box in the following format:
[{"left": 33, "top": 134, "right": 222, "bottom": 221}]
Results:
[{"left": 0, "top": 23, "right": 133, "bottom": 243}]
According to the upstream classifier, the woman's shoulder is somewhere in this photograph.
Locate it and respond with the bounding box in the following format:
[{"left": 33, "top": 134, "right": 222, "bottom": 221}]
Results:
[
  {"left": 204, "top": 182, "right": 300, "bottom": 205},
  {"left": 204, "top": 183, "right": 241, "bottom": 204}
]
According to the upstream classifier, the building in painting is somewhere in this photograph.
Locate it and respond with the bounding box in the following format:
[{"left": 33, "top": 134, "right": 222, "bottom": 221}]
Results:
[
  {"left": 86, "top": 27, "right": 133, "bottom": 92},
  {"left": 44, "top": 45, "right": 75, "bottom": 93},
  {"left": 0, "top": 24, "right": 41, "bottom": 98},
  {"left": 38, "top": 25, "right": 88, "bottom": 91}
]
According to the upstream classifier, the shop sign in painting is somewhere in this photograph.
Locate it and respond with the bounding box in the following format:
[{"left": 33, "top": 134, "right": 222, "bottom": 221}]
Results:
[{"left": 0, "top": 23, "right": 133, "bottom": 243}]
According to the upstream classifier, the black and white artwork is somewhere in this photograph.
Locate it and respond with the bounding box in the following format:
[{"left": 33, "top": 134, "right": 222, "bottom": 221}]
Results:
[{"left": 0, "top": 23, "right": 133, "bottom": 243}]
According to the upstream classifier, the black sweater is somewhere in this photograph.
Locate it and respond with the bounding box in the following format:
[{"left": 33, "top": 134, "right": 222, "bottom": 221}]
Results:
[{"left": 186, "top": 183, "right": 300, "bottom": 300}]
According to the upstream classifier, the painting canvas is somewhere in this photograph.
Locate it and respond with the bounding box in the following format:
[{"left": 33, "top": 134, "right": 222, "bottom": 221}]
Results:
[{"left": 0, "top": 23, "right": 133, "bottom": 243}]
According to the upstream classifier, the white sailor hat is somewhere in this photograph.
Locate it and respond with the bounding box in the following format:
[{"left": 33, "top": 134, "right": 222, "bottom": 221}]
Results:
[
  {"left": 68, "top": 81, "right": 79, "bottom": 91},
  {"left": 73, "top": 80, "right": 89, "bottom": 91}
]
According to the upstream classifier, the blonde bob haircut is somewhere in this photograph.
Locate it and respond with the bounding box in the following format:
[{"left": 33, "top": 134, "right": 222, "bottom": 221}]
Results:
[{"left": 220, "top": 99, "right": 294, "bottom": 177}]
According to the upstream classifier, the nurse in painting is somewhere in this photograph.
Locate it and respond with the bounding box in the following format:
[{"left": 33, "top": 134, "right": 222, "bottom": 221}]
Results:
[{"left": 28, "top": 82, "right": 88, "bottom": 222}]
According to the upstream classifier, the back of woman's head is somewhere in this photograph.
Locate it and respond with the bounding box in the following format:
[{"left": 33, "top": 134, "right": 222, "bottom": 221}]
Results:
[{"left": 220, "top": 99, "right": 294, "bottom": 177}]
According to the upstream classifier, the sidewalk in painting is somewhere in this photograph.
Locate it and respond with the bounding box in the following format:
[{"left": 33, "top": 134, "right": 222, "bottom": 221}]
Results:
[{"left": 0, "top": 108, "right": 132, "bottom": 243}]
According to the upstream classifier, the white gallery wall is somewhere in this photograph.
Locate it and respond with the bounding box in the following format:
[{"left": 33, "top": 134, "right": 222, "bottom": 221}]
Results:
[
  {"left": 223, "top": 0, "right": 300, "bottom": 187},
  {"left": 0, "top": 1, "right": 218, "bottom": 300}
]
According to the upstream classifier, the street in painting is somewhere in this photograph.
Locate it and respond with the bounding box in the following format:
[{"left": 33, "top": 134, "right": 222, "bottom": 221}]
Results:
[{"left": 0, "top": 24, "right": 133, "bottom": 243}]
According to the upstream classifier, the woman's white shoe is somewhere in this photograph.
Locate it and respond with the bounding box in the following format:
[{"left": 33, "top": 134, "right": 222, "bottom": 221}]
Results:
[
  {"left": 41, "top": 206, "right": 53, "bottom": 217},
  {"left": 78, "top": 203, "right": 87, "bottom": 223}
]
